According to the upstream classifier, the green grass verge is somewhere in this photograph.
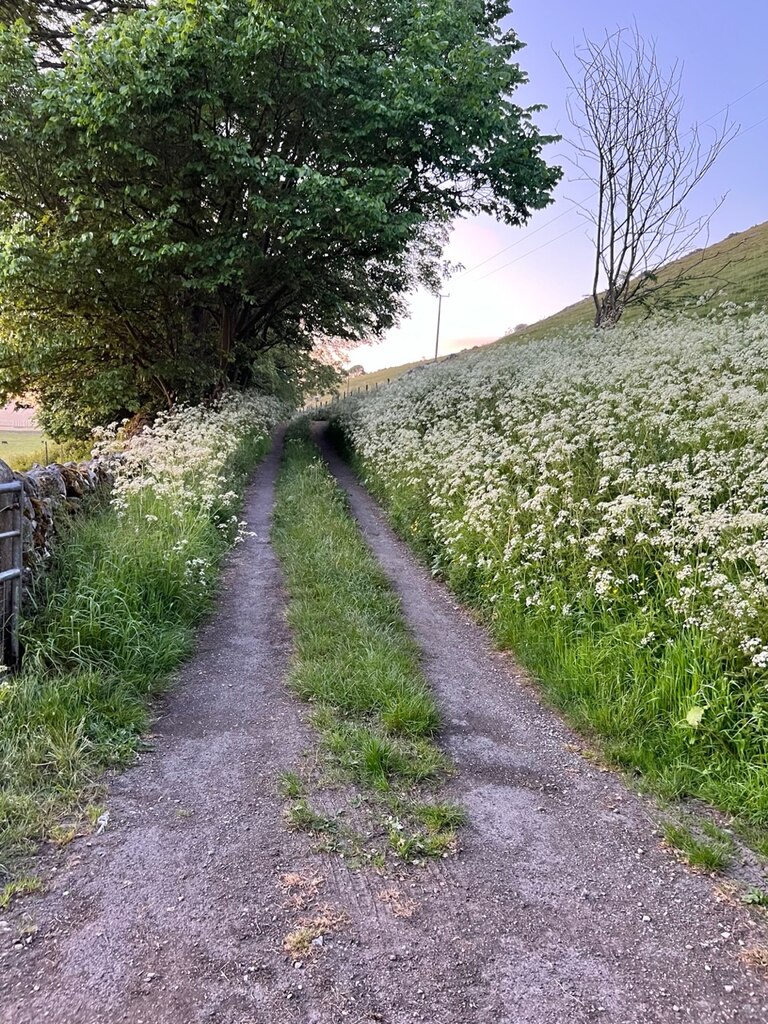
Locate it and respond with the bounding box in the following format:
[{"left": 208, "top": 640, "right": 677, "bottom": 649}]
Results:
[
  {"left": 0, "top": 430, "right": 270, "bottom": 886},
  {"left": 480, "top": 606, "right": 768, "bottom": 840},
  {"left": 272, "top": 422, "right": 463, "bottom": 861}
]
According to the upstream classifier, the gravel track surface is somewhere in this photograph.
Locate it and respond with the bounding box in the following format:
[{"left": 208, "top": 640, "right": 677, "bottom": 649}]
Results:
[{"left": 1, "top": 424, "right": 767, "bottom": 1024}]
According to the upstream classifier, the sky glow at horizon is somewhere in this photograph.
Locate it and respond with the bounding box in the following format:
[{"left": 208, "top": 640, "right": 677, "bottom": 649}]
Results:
[{"left": 347, "top": 0, "right": 768, "bottom": 372}]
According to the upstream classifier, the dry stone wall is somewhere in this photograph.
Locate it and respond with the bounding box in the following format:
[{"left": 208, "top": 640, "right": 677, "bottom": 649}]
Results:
[{"left": 0, "top": 457, "right": 114, "bottom": 578}]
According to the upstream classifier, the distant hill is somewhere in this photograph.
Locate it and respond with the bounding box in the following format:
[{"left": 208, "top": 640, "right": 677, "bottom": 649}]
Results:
[
  {"left": 497, "top": 220, "right": 768, "bottom": 345},
  {"left": 335, "top": 220, "right": 768, "bottom": 398}
]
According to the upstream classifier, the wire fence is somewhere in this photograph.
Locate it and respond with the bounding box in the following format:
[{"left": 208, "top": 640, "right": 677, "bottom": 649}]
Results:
[{"left": 306, "top": 376, "right": 395, "bottom": 412}]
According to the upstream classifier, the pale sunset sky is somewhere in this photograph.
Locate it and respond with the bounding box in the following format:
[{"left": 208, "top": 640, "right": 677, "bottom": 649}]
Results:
[{"left": 347, "top": 0, "right": 768, "bottom": 372}]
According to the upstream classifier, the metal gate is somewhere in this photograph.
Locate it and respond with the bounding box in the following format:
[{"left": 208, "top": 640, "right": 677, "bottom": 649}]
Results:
[{"left": 0, "top": 480, "right": 23, "bottom": 671}]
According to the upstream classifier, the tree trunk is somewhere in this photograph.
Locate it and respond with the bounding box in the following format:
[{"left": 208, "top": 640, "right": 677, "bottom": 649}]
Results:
[
  {"left": 219, "top": 303, "right": 235, "bottom": 371},
  {"left": 595, "top": 291, "right": 624, "bottom": 328}
]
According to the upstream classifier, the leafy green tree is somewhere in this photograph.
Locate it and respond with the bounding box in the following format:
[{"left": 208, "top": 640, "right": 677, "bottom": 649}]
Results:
[
  {"left": 0, "top": 0, "right": 560, "bottom": 436},
  {"left": 0, "top": 2, "right": 141, "bottom": 63}
]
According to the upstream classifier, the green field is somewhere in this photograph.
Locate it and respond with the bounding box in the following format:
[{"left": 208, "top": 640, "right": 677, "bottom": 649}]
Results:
[
  {"left": 0, "top": 431, "right": 91, "bottom": 471},
  {"left": 0, "top": 430, "right": 45, "bottom": 470}
]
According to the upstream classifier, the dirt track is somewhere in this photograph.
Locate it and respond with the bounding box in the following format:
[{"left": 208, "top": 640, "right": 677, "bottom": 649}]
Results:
[{"left": 2, "top": 424, "right": 768, "bottom": 1024}]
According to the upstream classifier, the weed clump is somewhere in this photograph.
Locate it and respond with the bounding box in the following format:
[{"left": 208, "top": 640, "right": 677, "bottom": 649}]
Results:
[{"left": 662, "top": 821, "right": 732, "bottom": 872}]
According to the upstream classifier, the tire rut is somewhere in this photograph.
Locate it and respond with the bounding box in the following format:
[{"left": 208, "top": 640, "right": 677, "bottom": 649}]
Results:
[{"left": 310, "top": 420, "right": 768, "bottom": 1024}]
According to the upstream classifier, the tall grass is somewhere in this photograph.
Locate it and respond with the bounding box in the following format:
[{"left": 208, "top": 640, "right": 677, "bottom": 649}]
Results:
[
  {"left": 333, "top": 311, "right": 768, "bottom": 850},
  {"left": 0, "top": 394, "right": 280, "bottom": 879}
]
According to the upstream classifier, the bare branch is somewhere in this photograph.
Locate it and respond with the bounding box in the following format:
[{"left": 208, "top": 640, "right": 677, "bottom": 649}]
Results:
[{"left": 560, "top": 25, "right": 737, "bottom": 327}]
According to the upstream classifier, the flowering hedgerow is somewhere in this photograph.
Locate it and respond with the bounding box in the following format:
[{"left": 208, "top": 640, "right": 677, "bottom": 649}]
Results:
[
  {"left": 92, "top": 391, "right": 284, "bottom": 597},
  {"left": 96, "top": 390, "right": 283, "bottom": 513},
  {"left": 334, "top": 310, "right": 768, "bottom": 826}
]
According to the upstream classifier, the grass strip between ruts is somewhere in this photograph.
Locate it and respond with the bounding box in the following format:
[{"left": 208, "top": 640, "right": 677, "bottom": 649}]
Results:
[{"left": 272, "top": 420, "right": 465, "bottom": 863}]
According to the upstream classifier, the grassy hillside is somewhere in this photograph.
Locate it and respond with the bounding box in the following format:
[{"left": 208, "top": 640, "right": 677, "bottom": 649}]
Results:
[
  {"left": 310, "top": 359, "right": 435, "bottom": 406},
  {"left": 323, "top": 358, "right": 435, "bottom": 401},
  {"left": 338, "top": 220, "right": 768, "bottom": 397},
  {"left": 498, "top": 220, "right": 768, "bottom": 345}
]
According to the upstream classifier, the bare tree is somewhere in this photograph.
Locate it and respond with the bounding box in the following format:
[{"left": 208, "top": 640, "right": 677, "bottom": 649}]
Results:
[{"left": 563, "top": 26, "right": 736, "bottom": 327}]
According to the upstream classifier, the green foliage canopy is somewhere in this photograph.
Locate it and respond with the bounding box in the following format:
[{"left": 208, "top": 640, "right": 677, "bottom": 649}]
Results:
[
  {"left": 0, "top": 3, "right": 140, "bottom": 62},
  {"left": 0, "top": 0, "right": 560, "bottom": 436}
]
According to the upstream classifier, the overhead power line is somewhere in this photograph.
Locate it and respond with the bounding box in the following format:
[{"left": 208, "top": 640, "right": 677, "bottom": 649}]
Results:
[
  {"left": 451, "top": 74, "right": 768, "bottom": 285},
  {"left": 466, "top": 222, "right": 585, "bottom": 285}
]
